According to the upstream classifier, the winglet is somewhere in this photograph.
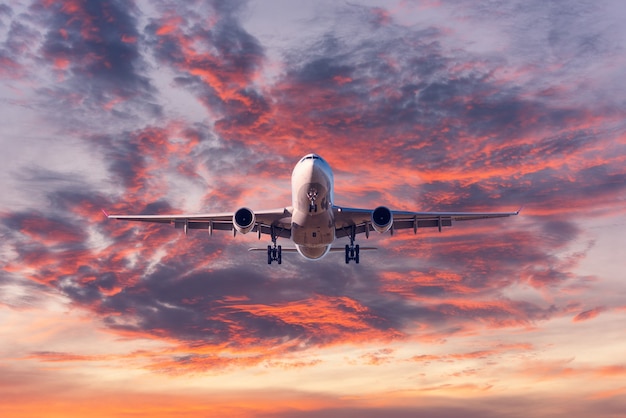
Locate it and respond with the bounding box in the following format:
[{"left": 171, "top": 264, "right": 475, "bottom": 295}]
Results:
[
  {"left": 101, "top": 209, "right": 110, "bottom": 218},
  {"left": 515, "top": 205, "right": 524, "bottom": 215}
]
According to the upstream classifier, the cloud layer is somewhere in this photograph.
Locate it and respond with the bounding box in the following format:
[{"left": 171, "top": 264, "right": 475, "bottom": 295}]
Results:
[{"left": 1, "top": 0, "right": 625, "bottom": 416}]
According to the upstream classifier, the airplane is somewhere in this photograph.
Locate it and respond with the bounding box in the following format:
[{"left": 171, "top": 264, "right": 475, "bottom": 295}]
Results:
[{"left": 107, "top": 153, "right": 519, "bottom": 264}]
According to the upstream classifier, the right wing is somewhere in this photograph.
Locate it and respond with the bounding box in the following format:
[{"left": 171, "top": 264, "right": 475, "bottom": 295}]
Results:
[
  {"left": 333, "top": 206, "right": 520, "bottom": 238},
  {"left": 106, "top": 207, "right": 293, "bottom": 239}
]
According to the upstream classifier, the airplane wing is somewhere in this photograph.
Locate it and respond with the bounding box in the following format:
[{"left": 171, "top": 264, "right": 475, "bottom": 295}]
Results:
[
  {"left": 333, "top": 206, "right": 520, "bottom": 238},
  {"left": 106, "top": 207, "right": 293, "bottom": 239}
]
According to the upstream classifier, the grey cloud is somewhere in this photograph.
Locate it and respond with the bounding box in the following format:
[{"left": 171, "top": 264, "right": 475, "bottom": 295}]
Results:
[
  {"left": 0, "top": 4, "right": 12, "bottom": 18},
  {"left": 38, "top": 0, "right": 143, "bottom": 85},
  {"left": 27, "top": 0, "right": 160, "bottom": 126}
]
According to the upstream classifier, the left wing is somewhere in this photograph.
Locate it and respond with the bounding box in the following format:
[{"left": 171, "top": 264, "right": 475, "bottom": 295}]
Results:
[
  {"left": 106, "top": 207, "right": 293, "bottom": 239},
  {"left": 334, "top": 206, "right": 520, "bottom": 238}
]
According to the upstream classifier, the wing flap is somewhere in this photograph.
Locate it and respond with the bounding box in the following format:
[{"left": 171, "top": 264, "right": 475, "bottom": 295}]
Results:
[
  {"left": 173, "top": 220, "right": 232, "bottom": 231},
  {"left": 393, "top": 218, "right": 453, "bottom": 230}
]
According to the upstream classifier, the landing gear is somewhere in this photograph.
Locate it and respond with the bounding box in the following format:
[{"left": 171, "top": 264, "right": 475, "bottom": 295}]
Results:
[
  {"left": 267, "top": 226, "right": 282, "bottom": 265},
  {"left": 345, "top": 244, "right": 360, "bottom": 264},
  {"left": 307, "top": 187, "right": 318, "bottom": 213},
  {"left": 345, "top": 225, "right": 360, "bottom": 264},
  {"left": 267, "top": 245, "right": 282, "bottom": 264}
]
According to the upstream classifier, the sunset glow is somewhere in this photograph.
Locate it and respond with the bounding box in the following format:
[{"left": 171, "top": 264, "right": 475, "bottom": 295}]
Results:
[{"left": 1, "top": 1, "right": 625, "bottom": 417}]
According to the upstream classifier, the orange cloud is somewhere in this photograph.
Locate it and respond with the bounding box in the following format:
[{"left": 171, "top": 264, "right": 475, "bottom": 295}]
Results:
[{"left": 227, "top": 295, "right": 404, "bottom": 346}]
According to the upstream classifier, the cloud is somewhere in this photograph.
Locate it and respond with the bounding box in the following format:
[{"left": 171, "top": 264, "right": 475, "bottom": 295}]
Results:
[
  {"left": 1, "top": 1, "right": 626, "bottom": 416},
  {"left": 2, "top": 0, "right": 622, "bottom": 372},
  {"left": 0, "top": 0, "right": 158, "bottom": 131},
  {"left": 36, "top": 0, "right": 149, "bottom": 91},
  {"left": 145, "top": 0, "right": 266, "bottom": 129},
  {"left": 573, "top": 306, "right": 605, "bottom": 322}
]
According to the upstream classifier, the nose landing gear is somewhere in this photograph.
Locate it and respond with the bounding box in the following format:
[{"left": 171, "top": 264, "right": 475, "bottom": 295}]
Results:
[{"left": 307, "top": 187, "right": 318, "bottom": 213}]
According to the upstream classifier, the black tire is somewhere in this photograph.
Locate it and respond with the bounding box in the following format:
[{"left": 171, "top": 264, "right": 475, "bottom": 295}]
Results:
[
  {"left": 267, "top": 245, "right": 272, "bottom": 264},
  {"left": 277, "top": 245, "right": 282, "bottom": 265},
  {"left": 345, "top": 244, "right": 350, "bottom": 264},
  {"left": 355, "top": 245, "right": 360, "bottom": 264}
]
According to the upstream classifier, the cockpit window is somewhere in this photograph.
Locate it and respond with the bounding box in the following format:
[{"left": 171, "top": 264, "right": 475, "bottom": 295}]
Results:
[{"left": 300, "top": 155, "right": 321, "bottom": 163}]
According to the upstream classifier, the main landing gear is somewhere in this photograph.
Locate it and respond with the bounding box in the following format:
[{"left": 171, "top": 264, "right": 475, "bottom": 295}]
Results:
[
  {"left": 345, "top": 244, "right": 360, "bottom": 264},
  {"left": 267, "top": 226, "right": 282, "bottom": 265},
  {"left": 345, "top": 225, "right": 359, "bottom": 264},
  {"left": 267, "top": 244, "right": 282, "bottom": 265}
]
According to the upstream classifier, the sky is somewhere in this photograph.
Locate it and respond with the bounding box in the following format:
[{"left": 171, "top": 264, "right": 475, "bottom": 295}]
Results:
[{"left": 1, "top": 0, "right": 625, "bottom": 416}]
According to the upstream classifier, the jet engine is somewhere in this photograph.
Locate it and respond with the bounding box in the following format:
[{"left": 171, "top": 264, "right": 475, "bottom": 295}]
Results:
[
  {"left": 371, "top": 206, "right": 393, "bottom": 233},
  {"left": 233, "top": 207, "right": 256, "bottom": 234}
]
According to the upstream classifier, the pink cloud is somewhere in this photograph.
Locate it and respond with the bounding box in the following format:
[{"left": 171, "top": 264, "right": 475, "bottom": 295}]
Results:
[{"left": 573, "top": 307, "right": 605, "bottom": 322}]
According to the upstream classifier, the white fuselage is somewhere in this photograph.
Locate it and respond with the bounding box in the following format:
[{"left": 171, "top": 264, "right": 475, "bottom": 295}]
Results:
[{"left": 290, "top": 154, "right": 335, "bottom": 259}]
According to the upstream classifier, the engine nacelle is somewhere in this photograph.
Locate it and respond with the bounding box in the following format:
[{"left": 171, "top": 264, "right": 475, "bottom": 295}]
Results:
[
  {"left": 371, "top": 206, "right": 393, "bottom": 233},
  {"left": 233, "top": 207, "right": 256, "bottom": 234}
]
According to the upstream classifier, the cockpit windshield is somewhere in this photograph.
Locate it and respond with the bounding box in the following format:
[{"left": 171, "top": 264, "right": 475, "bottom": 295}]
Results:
[{"left": 299, "top": 154, "right": 322, "bottom": 163}]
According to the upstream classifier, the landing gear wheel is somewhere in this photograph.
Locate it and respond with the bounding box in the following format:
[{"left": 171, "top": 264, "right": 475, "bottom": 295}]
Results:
[
  {"left": 268, "top": 243, "right": 282, "bottom": 265},
  {"left": 344, "top": 225, "right": 360, "bottom": 264},
  {"left": 345, "top": 243, "right": 360, "bottom": 264}
]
